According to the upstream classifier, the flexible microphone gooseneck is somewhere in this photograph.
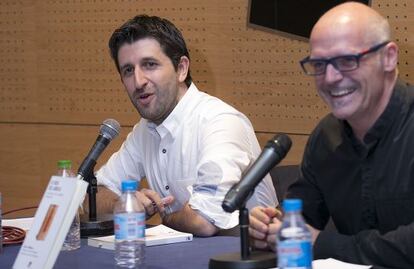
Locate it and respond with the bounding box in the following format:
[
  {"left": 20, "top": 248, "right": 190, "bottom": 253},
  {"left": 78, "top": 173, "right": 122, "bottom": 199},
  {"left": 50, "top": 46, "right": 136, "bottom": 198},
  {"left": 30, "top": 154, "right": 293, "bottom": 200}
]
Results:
[
  {"left": 79, "top": 119, "right": 120, "bottom": 237},
  {"left": 222, "top": 133, "right": 292, "bottom": 213}
]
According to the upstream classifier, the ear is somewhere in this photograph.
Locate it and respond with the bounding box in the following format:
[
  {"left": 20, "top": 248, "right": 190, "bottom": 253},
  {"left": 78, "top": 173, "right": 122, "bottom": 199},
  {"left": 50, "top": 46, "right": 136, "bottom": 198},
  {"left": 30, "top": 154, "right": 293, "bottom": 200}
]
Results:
[
  {"left": 383, "top": 42, "right": 398, "bottom": 72},
  {"left": 177, "top": 56, "right": 190, "bottom": 83}
]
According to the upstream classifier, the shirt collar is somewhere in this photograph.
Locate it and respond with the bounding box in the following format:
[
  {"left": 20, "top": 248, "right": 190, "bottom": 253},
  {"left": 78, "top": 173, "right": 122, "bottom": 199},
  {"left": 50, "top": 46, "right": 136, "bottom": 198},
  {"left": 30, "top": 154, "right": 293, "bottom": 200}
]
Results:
[
  {"left": 343, "top": 79, "right": 406, "bottom": 152},
  {"left": 362, "top": 79, "right": 405, "bottom": 144},
  {"left": 146, "top": 83, "right": 199, "bottom": 139}
]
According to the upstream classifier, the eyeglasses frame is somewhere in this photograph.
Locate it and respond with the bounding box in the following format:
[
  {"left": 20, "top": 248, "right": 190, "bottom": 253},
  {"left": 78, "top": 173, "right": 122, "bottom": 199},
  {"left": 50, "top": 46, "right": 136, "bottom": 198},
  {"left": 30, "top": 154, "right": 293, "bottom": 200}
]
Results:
[{"left": 300, "top": 41, "right": 391, "bottom": 76}]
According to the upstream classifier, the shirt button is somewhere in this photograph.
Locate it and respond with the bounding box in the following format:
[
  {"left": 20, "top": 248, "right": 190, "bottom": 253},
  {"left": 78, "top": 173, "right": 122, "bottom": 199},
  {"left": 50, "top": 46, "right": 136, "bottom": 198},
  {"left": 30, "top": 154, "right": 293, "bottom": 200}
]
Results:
[
  {"left": 162, "top": 149, "right": 167, "bottom": 153},
  {"left": 165, "top": 185, "right": 169, "bottom": 190}
]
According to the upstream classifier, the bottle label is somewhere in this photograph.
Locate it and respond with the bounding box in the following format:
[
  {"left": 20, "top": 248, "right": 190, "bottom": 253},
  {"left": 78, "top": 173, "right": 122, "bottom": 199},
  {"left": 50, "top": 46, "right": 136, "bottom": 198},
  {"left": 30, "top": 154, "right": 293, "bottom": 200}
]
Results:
[
  {"left": 278, "top": 239, "right": 312, "bottom": 268},
  {"left": 114, "top": 212, "right": 145, "bottom": 240}
]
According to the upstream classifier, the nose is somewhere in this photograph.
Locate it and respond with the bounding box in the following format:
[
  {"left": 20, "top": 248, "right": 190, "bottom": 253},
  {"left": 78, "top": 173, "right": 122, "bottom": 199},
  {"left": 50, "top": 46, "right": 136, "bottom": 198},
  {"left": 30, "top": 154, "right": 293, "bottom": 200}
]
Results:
[
  {"left": 134, "top": 68, "right": 148, "bottom": 89},
  {"left": 324, "top": 63, "right": 343, "bottom": 83}
]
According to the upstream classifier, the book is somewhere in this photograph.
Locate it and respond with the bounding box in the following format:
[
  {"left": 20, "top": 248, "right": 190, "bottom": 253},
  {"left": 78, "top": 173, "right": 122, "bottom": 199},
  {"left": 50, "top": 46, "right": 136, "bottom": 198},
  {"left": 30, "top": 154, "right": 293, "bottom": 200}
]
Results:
[
  {"left": 88, "top": 224, "right": 193, "bottom": 249},
  {"left": 13, "top": 176, "right": 88, "bottom": 269}
]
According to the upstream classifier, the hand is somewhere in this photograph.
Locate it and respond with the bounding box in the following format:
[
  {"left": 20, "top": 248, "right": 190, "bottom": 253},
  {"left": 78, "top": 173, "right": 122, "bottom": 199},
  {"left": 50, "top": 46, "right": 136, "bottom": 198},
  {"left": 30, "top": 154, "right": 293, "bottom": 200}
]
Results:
[
  {"left": 249, "top": 206, "right": 283, "bottom": 251},
  {"left": 135, "top": 188, "right": 174, "bottom": 218}
]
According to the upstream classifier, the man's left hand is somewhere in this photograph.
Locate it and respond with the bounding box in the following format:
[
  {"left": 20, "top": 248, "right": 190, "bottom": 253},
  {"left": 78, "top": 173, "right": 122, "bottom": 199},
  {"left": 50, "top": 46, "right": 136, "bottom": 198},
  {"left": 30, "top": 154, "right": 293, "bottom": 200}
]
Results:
[{"left": 135, "top": 188, "right": 174, "bottom": 218}]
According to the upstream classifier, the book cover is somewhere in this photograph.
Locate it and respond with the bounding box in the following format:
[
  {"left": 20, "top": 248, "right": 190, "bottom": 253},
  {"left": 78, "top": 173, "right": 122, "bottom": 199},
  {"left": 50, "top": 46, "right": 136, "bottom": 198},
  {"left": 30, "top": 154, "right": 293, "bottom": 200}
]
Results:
[
  {"left": 88, "top": 224, "right": 193, "bottom": 249},
  {"left": 13, "top": 176, "right": 88, "bottom": 269}
]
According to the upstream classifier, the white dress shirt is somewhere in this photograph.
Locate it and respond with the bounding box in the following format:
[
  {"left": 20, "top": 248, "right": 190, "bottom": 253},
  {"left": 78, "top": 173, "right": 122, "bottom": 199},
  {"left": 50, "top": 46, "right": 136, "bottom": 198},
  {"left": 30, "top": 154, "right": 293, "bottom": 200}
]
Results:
[{"left": 97, "top": 83, "right": 277, "bottom": 229}]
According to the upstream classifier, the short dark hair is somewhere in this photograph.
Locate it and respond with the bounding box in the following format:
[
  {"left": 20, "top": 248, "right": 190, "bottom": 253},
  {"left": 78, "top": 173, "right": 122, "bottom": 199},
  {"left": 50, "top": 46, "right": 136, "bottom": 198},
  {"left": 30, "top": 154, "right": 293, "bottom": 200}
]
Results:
[{"left": 108, "top": 14, "right": 192, "bottom": 87}]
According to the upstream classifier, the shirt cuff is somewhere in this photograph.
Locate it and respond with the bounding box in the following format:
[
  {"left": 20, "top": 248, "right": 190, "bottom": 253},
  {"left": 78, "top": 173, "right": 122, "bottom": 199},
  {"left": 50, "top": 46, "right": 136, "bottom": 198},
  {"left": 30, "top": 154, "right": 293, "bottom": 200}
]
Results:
[
  {"left": 313, "top": 230, "right": 351, "bottom": 260},
  {"left": 189, "top": 194, "right": 239, "bottom": 229}
]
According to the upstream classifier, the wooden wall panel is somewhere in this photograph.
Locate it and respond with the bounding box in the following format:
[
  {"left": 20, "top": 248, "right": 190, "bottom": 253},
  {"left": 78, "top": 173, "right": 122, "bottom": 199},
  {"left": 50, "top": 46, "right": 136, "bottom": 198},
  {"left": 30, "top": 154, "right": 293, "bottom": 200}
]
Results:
[
  {"left": 0, "top": 0, "right": 413, "bottom": 215},
  {"left": 0, "top": 124, "right": 131, "bottom": 216},
  {"left": 256, "top": 133, "right": 309, "bottom": 165}
]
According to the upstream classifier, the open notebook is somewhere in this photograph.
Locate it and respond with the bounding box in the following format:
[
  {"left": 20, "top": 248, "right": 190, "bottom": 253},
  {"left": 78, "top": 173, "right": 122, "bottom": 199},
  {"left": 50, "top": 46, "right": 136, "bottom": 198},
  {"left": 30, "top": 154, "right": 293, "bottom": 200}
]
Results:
[{"left": 88, "top": 224, "right": 193, "bottom": 249}]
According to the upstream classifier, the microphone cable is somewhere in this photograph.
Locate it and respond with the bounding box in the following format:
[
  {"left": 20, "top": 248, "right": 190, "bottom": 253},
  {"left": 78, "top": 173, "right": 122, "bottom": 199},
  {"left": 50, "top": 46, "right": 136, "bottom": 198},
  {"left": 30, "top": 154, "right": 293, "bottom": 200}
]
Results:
[{"left": 2, "top": 206, "right": 38, "bottom": 245}]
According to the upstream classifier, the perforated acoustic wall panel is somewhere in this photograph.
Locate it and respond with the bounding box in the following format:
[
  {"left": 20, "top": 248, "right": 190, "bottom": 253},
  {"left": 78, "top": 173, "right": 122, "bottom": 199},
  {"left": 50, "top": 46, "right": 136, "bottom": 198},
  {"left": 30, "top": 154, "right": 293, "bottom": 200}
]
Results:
[
  {"left": 0, "top": 1, "right": 37, "bottom": 121},
  {"left": 378, "top": 0, "right": 413, "bottom": 82},
  {"left": 37, "top": 1, "right": 136, "bottom": 123},
  {"left": 1, "top": 0, "right": 413, "bottom": 129},
  {"left": 1, "top": 1, "right": 221, "bottom": 124},
  {"left": 215, "top": 2, "right": 326, "bottom": 135},
  {"left": 0, "top": 0, "right": 413, "bottom": 215}
]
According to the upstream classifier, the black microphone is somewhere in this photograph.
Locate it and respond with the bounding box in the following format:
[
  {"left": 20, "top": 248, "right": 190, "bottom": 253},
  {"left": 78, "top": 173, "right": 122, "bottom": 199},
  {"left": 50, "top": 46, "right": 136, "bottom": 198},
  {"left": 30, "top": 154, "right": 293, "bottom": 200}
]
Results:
[
  {"left": 77, "top": 119, "right": 121, "bottom": 178},
  {"left": 222, "top": 133, "right": 292, "bottom": 213}
]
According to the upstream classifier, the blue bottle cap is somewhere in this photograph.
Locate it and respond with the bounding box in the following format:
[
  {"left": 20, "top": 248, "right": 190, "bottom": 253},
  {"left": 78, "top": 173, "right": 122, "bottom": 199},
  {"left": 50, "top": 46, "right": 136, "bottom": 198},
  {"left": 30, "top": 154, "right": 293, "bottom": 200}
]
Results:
[
  {"left": 283, "top": 199, "right": 302, "bottom": 212},
  {"left": 121, "top": 180, "right": 138, "bottom": 192}
]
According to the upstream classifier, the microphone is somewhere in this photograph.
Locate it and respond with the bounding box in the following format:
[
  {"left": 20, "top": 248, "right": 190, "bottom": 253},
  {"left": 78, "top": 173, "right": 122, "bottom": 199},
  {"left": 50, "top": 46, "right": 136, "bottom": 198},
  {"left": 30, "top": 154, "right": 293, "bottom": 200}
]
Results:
[
  {"left": 79, "top": 119, "right": 120, "bottom": 237},
  {"left": 77, "top": 119, "right": 121, "bottom": 178},
  {"left": 222, "top": 133, "right": 292, "bottom": 213}
]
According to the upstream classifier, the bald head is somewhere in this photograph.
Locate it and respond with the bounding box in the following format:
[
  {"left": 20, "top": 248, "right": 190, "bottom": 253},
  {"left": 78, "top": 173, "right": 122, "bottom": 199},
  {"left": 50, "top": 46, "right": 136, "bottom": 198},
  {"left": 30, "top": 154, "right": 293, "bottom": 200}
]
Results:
[
  {"left": 306, "top": 2, "right": 399, "bottom": 140},
  {"left": 311, "top": 2, "right": 390, "bottom": 47}
]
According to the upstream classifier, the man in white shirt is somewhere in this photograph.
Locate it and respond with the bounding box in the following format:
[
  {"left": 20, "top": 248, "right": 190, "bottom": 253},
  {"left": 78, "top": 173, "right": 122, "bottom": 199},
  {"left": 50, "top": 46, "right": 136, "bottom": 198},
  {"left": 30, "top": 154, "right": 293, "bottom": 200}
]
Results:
[{"left": 94, "top": 15, "right": 277, "bottom": 236}]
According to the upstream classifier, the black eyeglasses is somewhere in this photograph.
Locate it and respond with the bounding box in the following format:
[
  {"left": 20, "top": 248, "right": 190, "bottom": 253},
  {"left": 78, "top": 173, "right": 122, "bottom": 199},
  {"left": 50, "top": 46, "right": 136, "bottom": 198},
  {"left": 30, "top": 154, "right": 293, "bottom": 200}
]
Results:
[{"left": 300, "top": 41, "right": 390, "bottom": 76}]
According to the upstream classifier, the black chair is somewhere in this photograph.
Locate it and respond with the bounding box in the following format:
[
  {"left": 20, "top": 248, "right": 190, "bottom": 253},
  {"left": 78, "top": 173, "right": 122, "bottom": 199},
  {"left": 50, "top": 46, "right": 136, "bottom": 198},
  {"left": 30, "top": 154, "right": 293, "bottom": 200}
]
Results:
[
  {"left": 270, "top": 164, "right": 301, "bottom": 202},
  {"left": 270, "top": 164, "right": 336, "bottom": 232}
]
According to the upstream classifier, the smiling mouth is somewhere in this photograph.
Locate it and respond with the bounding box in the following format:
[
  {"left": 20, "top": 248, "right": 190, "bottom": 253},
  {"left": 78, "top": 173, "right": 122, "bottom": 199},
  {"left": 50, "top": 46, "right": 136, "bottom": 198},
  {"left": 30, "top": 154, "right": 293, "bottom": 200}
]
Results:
[
  {"left": 136, "top": 93, "right": 154, "bottom": 106},
  {"left": 329, "top": 87, "right": 356, "bottom": 97},
  {"left": 139, "top": 93, "right": 152, "bottom": 99}
]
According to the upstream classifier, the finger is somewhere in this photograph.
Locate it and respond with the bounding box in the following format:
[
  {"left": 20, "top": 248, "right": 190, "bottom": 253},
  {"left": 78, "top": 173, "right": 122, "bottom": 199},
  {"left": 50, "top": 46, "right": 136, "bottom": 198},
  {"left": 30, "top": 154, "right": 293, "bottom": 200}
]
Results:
[
  {"left": 141, "top": 189, "right": 175, "bottom": 215},
  {"left": 141, "top": 188, "right": 163, "bottom": 207},
  {"left": 268, "top": 220, "right": 282, "bottom": 234},
  {"left": 135, "top": 190, "right": 157, "bottom": 216},
  {"left": 161, "top": 195, "right": 174, "bottom": 206},
  {"left": 248, "top": 226, "right": 267, "bottom": 240},
  {"left": 274, "top": 208, "right": 283, "bottom": 220},
  {"left": 251, "top": 207, "right": 274, "bottom": 226},
  {"left": 262, "top": 207, "right": 281, "bottom": 218},
  {"left": 267, "top": 233, "right": 277, "bottom": 251},
  {"left": 249, "top": 214, "right": 269, "bottom": 234},
  {"left": 251, "top": 238, "right": 268, "bottom": 250}
]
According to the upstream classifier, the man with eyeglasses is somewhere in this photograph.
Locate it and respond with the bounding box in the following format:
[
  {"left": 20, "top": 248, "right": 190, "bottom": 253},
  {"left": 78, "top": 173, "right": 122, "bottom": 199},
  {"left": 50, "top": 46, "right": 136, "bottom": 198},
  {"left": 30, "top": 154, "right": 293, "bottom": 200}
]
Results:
[{"left": 249, "top": 2, "right": 414, "bottom": 268}]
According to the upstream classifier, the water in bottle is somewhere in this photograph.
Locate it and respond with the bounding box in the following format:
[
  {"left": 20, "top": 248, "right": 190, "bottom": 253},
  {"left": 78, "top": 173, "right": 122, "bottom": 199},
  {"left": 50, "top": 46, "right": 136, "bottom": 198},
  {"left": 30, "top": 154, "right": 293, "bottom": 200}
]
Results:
[
  {"left": 114, "top": 179, "right": 145, "bottom": 268},
  {"left": 56, "top": 160, "right": 81, "bottom": 251},
  {"left": 277, "top": 199, "right": 312, "bottom": 269}
]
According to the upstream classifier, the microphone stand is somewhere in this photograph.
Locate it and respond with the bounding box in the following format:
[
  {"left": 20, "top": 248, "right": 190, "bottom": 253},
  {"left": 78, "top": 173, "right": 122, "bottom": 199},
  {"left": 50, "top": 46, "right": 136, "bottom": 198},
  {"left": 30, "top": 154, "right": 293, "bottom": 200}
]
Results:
[
  {"left": 209, "top": 199, "right": 276, "bottom": 269},
  {"left": 80, "top": 163, "right": 114, "bottom": 237}
]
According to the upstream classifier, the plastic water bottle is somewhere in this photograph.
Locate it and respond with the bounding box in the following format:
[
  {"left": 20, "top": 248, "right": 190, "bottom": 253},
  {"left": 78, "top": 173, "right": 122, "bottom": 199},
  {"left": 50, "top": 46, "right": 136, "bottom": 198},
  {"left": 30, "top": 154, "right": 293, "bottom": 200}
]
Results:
[
  {"left": 114, "top": 180, "right": 145, "bottom": 268},
  {"left": 277, "top": 199, "right": 312, "bottom": 269},
  {"left": 56, "top": 160, "right": 81, "bottom": 251}
]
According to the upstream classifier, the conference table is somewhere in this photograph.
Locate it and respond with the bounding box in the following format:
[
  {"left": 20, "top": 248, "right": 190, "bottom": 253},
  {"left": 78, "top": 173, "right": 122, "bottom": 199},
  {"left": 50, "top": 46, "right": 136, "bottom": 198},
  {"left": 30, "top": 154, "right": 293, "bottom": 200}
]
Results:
[
  {"left": 1, "top": 235, "right": 395, "bottom": 269},
  {"left": 1, "top": 236, "right": 242, "bottom": 269}
]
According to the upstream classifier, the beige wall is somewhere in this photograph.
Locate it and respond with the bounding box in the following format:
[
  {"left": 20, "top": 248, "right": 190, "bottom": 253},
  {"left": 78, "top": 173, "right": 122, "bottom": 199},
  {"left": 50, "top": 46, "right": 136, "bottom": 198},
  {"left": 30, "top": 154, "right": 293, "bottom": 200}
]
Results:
[{"left": 1, "top": 0, "right": 413, "bottom": 217}]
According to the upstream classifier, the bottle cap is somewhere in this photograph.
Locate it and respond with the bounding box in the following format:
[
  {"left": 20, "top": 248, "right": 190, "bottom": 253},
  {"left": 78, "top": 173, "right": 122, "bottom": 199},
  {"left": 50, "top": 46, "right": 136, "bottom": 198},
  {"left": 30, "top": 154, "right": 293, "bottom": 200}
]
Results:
[
  {"left": 283, "top": 199, "right": 302, "bottom": 212},
  {"left": 57, "top": 160, "right": 72, "bottom": 169},
  {"left": 121, "top": 179, "right": 138, "bottom": 192}
]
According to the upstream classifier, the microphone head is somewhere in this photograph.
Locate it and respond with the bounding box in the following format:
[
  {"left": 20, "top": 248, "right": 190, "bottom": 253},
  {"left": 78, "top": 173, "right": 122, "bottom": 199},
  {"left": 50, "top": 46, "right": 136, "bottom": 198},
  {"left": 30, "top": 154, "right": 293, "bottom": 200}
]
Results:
[
  {"left": 265, "top": 133, "right": 292, "bottom": 159},
  {"left": 100, "top": 119, "right": 121, "bottom": 140}
]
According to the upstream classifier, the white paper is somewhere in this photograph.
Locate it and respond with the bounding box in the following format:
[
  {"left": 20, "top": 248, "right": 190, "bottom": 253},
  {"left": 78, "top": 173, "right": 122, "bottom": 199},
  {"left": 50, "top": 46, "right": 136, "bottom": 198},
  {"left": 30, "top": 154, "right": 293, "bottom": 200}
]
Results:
[
  {"left": 268, "top": 257, "right": 372, "bottom": 269},
  {"left": 312, "top": 258, "right": 372, "bottom": 269},
  {"left": 270, "top": 258, "right": 372, "bottom": 269}
]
